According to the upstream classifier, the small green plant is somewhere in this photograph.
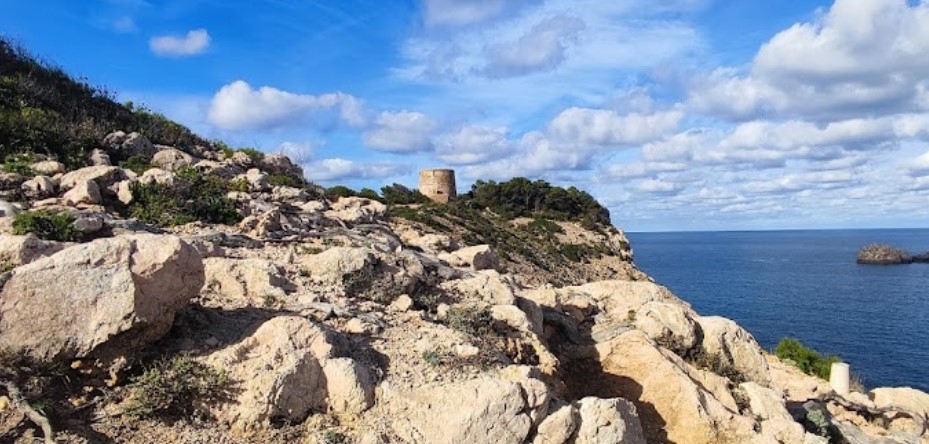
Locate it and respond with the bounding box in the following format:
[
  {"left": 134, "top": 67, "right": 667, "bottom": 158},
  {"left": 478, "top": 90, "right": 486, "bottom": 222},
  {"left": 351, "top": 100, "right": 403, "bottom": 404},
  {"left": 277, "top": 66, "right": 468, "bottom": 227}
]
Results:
[
  {"left": 118, "top": 154, "right": 152, "bottom": 175},
  {"left": 775, "top": 338, "right": 840, "bottom": 380},
  {"left": 2, "top": 153, "right": 36, "bottom": 176},
  {"left": 445, "top": 305, "right": 495, "bottom": 336},
  {"left": 422, "top": 350, "right": 446, "bottom": 366},
  {"left": 0, "top": 260, "right": 15, "bottom": 273},
  {"left": 299, "top": 245, "right": 324, "bottom": 255},
  {"left": 261, "top": 292, "right": 283, "bottom": 308},
  {"left": 267, "top": 174, "right": 299, "bottom": 187},
  {"left": 12, "top": 210, "right": 77, "bottom": 241},
  {"left": 626, "top": 309, "right": 636, "bottom": 323},
  {"left": 126, "top": 173, "right": 242, "bottom": 227},
  {"left": 236, "top": 147, "right": 262, "bottom": 160},
  {"left": 298, "top": 268, "right": 311, "bottom": 277},
  {"left": 321, "top": 430, "right": 347, "bottom": 444},
  {"left": 123, "top": 356, "right": 231, "bottom": 419}
]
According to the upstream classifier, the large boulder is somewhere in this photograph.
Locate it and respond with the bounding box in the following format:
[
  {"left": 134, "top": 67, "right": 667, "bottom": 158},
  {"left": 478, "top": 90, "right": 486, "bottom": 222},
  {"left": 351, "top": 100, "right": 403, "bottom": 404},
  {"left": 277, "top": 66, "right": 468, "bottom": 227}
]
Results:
[
  {"left": 30, "top": 160, "right": 66, "bottom": 176},
  {"left": 151, "top": 147, "right": 195, "bottom": 171},
  {"left": 440, "top": 270, "right": 518, "bottom": 306},
  {"left": 102, "top": 131, "right": 155, "bottom": 159},
  {"left": 258, "top": 154, "right": 303, "bottom": 180},
  {"left": 739, "top": 382, "right": 813, "bottom": 444},
  {"left": 533, "top": 402, "right": 578, "bottom": 444},
  {"left": 856, "top": 244, "right": 912, "bottom": 265},
  {"left": 633, "top": 301, "right": 701, "bottom": 352},
  {"left": 61, "top": 179, "right": 102, "bottom": 205},
  {"left": 21, "top": 175, "right": 56, "bottom": 198},
  {"left": 202, "top": 316, "right": 373, "bottom": 427},
  {"left": 0, "top": 235, "right": 204, "bottom": 363},
  {"left": 869, "top": 387, "right": 929, "bottom": 435},
  {"left": 390, "top": 376, "right": 549, "bottom": 444},
  {"left": 203, "top": 257, "right": 291, "bottom": 302},
  {"left": 572, "top": 397, "right": 647, "bottom": 444},
  {"left": 440, "top": 245, "right": 502, "bottom": 271},
  {"left": 324, "top": 197, "right": 387, "bottom": 225},
  {"left": 300, "top": 247, "right": 377, "bottom": 286},
  {"left": 58, "top": 165, "right": 127, "bottom": 191},
  {"left": 578, "top": 329, "right": 759, "bottom": 444},
  {"left": 698, "top": 316, "right": 772, "bottom": 386},
  {"left": 0, "top": 234, "right": 67, "bottom": 267}
]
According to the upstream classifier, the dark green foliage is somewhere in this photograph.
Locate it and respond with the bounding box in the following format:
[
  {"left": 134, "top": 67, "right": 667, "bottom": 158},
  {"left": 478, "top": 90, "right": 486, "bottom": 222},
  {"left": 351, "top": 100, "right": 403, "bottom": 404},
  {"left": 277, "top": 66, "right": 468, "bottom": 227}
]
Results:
[
  {"left": 466, "top": 178, "right": 610, "bottom": 225},
  {"left": 118, "top": 154, "right": 153, "bottom": 175},
  {"left": 524, "top": 218, "right": 565, "bottom": 236},
  {"left": 126, "top": 173, "right": 242, "bottom": 227},
  {"left": 2, "top": 152, "right": 36, "bottom": 176},
  {"left": 357, "top": 188, "right": 383, "bottom": 202},
  {"left": 123, "top": 356, "right": 231, "bottom": 420},
  {"left": 12, "top": 210, "right": 76, "bottom": 241},
  {"left": 775, "top": 338, "right": 841, "bottom": 380},
  {"left": 326, "top": 185, "right": 356, "bottom": 200},
  {"left": 381, "top": 183, "right": 430, "bottom": 205},
  {"left": 235, "top": 147, "right": 262, "bottom": 160},
  {"left": 267, "top": 174, "right": 300, "bottom": 187},
  {"left": 445, "top": 305, "right": 495, "bottom": 336},
  {"left": 0, "top": 36, "right": 208, "bottom": 168}
]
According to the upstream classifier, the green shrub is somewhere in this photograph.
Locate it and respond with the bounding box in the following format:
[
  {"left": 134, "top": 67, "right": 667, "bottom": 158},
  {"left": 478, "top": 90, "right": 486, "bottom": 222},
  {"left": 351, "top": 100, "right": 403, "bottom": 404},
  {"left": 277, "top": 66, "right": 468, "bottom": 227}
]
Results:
[
  {"left": 357, "top": 187, "right": 383, "bottom": 202},
  {"left": 465, "top": 178, "right": 610, "bottom": 225},
  {"left": 123, "top": 356, "right": 231, "bottom": 419},
  {"left": 2, "top": 152, "right": 36, "bottom": 176},
  {"left": 118, "top": 154, "right": 152, "bottom": 175},
  {"left": 267, "top": 174, "right": 299, "bottom": 187},
  {"left": 326, "top": 185, "right": 356, "bottom": 200},
  {"left": 126, "top": 172, "right": 242, "bottom": 227},
  {"left": 236, "top": 147, "right": 262, "bottom": 160},
  {"left": 446, "top": 305, "right": 495, "bottom": 336},
  {"left": 12, "top": 210, "right": 76, "bottom": 241},
  {"left": 381, "top": 183, "right": 430, "bottom": 205},
  {"left": 775, "top": 338, "right": 840, "bottom": 380}
]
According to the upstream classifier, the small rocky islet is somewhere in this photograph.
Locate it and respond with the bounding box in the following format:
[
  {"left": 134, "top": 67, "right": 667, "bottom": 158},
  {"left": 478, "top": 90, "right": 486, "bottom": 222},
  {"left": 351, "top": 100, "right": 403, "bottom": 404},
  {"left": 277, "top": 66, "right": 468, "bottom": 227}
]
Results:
[{"left": 857, "top": 243, "right": 929, "bottom": 265}]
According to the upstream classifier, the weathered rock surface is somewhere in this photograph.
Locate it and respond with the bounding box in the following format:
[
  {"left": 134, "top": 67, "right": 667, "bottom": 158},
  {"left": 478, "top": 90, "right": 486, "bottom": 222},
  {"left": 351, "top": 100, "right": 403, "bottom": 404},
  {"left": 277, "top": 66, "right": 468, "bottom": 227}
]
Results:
[
  {"left": 440, "top": 244, "right": 501, "bottom": 271},
  {"left": 699, "top": 316, "right": 773, "bottom": 386},
  {"left": 856, "top": 243, "right": 913, "bottom": 265},
  {"left": 324, "top": 197, "right": 387, "bottom": 224},
  {"left": 203, "top": 316, "right": 373, "bottom": 427},
  {"left": 59, "top": 165, "right": 126, "bottom": 191},
  {"left": 0, "top": 235, "right": 203, "bottom": 362},
  {"left": 102, "top": 131, "right": 155, "bottom": 159},
  {"left": 0, "top": 234, "right": 67, "bottom": 266},
  {"left": 151, "top": 147, "right": 195, "bottom": 171},
  {"left": 440, "top": 269, "right": 518, "bottom": 306},
  {"left": 571, "top": 397, "right": 647, "bottom": 444},
  {"left": 389, "top": 377, "right": 549, "bottom": 444},
  {"left": 203, "top": 257, "right": 291, "bottom": 302}
]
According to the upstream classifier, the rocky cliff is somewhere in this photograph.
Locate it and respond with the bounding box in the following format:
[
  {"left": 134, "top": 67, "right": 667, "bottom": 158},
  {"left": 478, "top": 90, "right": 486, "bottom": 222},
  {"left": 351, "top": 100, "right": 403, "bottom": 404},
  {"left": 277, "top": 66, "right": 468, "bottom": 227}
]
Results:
[{"left": 0, "top": 133, "right": 925, "bottom": 444}]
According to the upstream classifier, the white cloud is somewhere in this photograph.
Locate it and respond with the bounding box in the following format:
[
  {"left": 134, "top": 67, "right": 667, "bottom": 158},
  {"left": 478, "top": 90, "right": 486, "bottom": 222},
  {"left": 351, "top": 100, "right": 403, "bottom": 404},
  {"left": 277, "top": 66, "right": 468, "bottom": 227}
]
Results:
[
  {"left": 420, "top": 0, "right": 530, "bottom": 27},
  {"left": 207, "top": 81, "right": 366, "bottom": 131},
  {"left": 304, "top": 158, "right": 410, "bottom": 182},
  {"left": 689, "top": 0, "right": 929, "bottom": 120},
  {"left": 362, "top": 111, "right": 437, "bottom": 153},
  {"left": 113, "top": 16, "right": 137, "bottom": 33},
  {"left": 635, "top": 178, "right": 683, "bottom": 195},
  {"left": 602, "top": 161, "right": 688, "bottom": 179},
  {"left": 483, "top": 15, "right": 585, "bottom": 78},
  {"left": 149, "top": 29, "right": 211, "bottom": 57},
  {"left": 548, "top": 108, "right": 683, "bottom": 146},
  {"left": 434, "top": 125, "right": 512, "bottom": 165},
  {"left": 909, "top": 150, "right": 929, "bottom": 177}
]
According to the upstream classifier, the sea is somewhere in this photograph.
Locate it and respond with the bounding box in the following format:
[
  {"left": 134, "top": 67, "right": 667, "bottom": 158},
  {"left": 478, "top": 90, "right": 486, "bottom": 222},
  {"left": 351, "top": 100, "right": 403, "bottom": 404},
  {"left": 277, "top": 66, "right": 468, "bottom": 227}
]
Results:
[{"left": 626, "top": 228, "right": 929, "bottom": 392}]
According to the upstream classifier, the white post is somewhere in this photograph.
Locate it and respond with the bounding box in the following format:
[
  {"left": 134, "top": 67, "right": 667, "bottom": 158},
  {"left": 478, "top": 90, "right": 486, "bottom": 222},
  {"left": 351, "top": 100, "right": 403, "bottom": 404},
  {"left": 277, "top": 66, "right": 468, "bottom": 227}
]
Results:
[{"left": 830, "top": 362, "right": 850, "bottom": 395}]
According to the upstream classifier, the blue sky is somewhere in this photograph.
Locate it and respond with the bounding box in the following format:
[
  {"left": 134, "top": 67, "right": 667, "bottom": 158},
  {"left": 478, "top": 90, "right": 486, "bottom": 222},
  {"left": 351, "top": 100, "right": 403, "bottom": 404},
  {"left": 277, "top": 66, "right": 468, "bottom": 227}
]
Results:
[{"left": 4, "top": 0, "right": 929, "bottom": 231}]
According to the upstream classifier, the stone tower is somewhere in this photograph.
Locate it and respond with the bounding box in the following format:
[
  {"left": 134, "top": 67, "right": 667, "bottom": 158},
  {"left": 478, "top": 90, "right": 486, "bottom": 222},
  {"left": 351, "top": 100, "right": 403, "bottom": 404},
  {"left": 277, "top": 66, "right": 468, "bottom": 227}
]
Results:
[{"left": 418, "top": 169, "right": 457, "bottom": 203}]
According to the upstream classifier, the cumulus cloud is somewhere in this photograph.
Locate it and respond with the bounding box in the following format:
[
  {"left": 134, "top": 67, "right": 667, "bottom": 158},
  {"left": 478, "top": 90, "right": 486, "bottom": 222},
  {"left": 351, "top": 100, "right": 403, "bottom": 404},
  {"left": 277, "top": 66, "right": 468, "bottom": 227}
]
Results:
[
  {"left": 362, "top": 111, "right": 437, "bottom": 153},
  {"left": 635, "top": 178, "right": 684, "bottom": 195},
  {"left": 149, "top": 29, "right": 211, "bottom": 57},
  {"left": 303, "top": 158, "right": 410, "bottom": 182},
  {"left": 483, "top": 15, "right": 585, "bottom": 78},
  {"left": 434, "top": 125, "right": 512, "bottom": 165},
  {"left": 909, "top": 150, "right": 929, "bottom": 177},
  {"left": 207, "top": 81, "right": 365, "bottom": 130},
  {"left": 421, "top": 0, "right": 534, "bottom": 27},
  {"left": 602, "top": 161, "right": 688, "bottom": 179},
  {"left": 689, "top": 0, "right": 929, "bottom": 120},
  {"left": 548, "top": 108, "right": 683, "bottom": 146}
]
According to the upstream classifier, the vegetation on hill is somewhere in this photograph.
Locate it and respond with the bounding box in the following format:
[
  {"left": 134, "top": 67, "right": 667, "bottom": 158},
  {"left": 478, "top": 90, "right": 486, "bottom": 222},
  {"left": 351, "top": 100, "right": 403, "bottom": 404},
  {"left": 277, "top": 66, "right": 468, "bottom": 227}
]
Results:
[
  {"left": 0, "top": 36, "right": 207, "bottom": 167},
  {"left": 467, "top": 178, "right": 610, "bottom": 227},
  {"left": 775, "top": 337, "right": 841, "bottom": 380}
]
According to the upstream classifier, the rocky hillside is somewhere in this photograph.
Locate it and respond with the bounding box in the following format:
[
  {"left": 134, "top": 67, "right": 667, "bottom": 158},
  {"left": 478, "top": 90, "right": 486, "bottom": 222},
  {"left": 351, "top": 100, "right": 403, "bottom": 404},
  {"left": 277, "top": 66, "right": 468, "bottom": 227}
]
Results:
[{"left": 0, "top": 40, "right": 927, "bottom": 444}]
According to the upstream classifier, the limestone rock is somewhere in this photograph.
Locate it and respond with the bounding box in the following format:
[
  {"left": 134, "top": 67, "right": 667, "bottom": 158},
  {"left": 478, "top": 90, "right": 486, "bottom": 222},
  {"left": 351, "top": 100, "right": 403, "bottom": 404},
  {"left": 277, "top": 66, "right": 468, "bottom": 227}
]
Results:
[
  {"left": 390, "top": 377, "right": 548, "bottom": 444},
  {"left": 0, "top": 172, "right": 26, "bottom": 191},
  {"left": 403, "top": 232, "right": 457, "bottom": 255},
  {"left": 324, "top": 197, "right": 387, "bottom": 225},
  {"left": 572, "top": 397, "right": 647, "bottom": 444},
  {"left": 740, "top": 382, "right": 809, "bottom": 444},
  {"left": 151, "top": 147, "right": 195, "bottom": 171},
  {"left": 203, "top": 257, "right": 291, "bottom": 302},
  {"left": 89, "top": 148, "right": 111, "bottom": 166},
  {"left": 441, "top": 244, "right": 501, "bottom": 271},
  {"left": 0, "top": 234, "right": 67, "bottom": 266},
  {"left": 633, "top": 301, "right": 701, "bottom": 352},
  {"left": 138, "top": 168, "right": 179, "bottom": 187},
  {"left": 30, "top": 161, "right": 66, "bottom": 176},
  {"left": 259, "top": 154, "right": 303, "bottom": 179},
  {"left": 194, "top": 160, "right": 245, "bottom": 179},
  {"left": 584, "top": 329, "right": 758, "bottom": 444},
  {"left": 0, "top": 234, "right": 204, "bottom": 363},
  {"left": 62, "top": 179, "right": 102, "bottom": 205},
  {"left": 300, "top": 247, "right": 377, "bottom": 286},
  {"left": 0, "top": 200, "right": 20, "bottom": 217},
  {"left": 21, "top": 175, "right": 56, "bottom": 197},
  {"left": 869, "top": 387, "right": 929, "bottom": 435},
  {"left": 102, "top": 131, "right": 155, "bottom": 159},
  {"left": 239, "top": 168, "right": 269, "bottom": 192},
  {"left": 699, "top": 316, "right": 773, "bottom": 386},
  {"left": 202, "top": 316, "right": 373, "bottom": 427},
  {"left": 440, "top": 269, "right": 518, "bottom": 306},
  {"left": 533, "top": 403, "right": 578, "bottom": 444},
  {"left": 59, "top": 165, "right": 126, "bottom": 191}
]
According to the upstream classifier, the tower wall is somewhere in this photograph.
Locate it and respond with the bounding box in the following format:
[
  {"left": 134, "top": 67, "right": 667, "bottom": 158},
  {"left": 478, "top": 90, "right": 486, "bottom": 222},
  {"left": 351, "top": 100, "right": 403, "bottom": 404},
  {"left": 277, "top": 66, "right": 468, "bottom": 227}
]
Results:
[{"left": 418, "top": 169, "right": 457, "bottom": 203}]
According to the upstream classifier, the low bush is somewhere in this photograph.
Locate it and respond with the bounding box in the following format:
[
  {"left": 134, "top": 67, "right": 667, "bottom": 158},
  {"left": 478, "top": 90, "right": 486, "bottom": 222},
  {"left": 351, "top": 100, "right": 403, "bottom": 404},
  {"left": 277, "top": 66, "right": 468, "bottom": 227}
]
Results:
[
  {"left": 2, "top": 153, "right": 36, "bottom": 176},
  {"left": 267, "top": 174, "right": 299, "bottom": 187},
  {"left": 12, "top": 210, "right": 76, "bottom": 241},
  {"left": 357, "top": 188, "right": 383, "bottom": 202},
  {"left": 126, "top": 171, "right": 242, "bottom": 226},
  {"left": 445, "top": 305, "right": 495, "bottom": 336},
  {"left": 326, "top": 185, "right": 356, "bottom": 200},
  {"left": 381, "top": 183, "right": 430, "bottom": 205},
  {"left": 118, "top": 154, "right": 152, "bottom": 175},
  {"left": 123, "top": 356, "right": 231, "bottom": 420},
  {"left": 775, "top": 338, "right": 840, "bottom": 380}
]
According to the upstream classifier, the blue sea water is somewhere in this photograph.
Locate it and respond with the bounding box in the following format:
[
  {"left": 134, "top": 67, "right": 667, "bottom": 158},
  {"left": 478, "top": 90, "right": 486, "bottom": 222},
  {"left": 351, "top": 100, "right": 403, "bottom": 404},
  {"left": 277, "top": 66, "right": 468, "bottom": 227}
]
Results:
[{"left": 626, "top": 229, "right": 929, "bottom": 392}]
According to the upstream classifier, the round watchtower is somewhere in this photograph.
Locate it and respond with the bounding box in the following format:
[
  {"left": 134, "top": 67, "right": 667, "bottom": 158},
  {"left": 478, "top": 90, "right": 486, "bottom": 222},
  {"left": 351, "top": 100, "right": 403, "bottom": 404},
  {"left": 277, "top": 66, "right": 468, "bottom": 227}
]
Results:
[{"left": 418, "top": 169, "right": 457, "bottom": 203}]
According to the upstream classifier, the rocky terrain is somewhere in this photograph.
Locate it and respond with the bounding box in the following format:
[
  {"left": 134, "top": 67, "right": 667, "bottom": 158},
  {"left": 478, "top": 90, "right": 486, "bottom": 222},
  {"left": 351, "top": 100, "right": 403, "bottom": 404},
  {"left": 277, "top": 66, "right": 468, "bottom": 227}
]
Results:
[
  {"left": 857, "top": 244, "right": 929, "bottom": 265},
  {"left": 0, "top": 132, "right": 924, "bottom": 444}
]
